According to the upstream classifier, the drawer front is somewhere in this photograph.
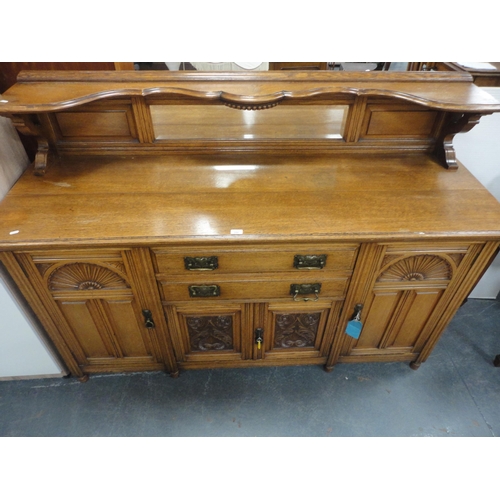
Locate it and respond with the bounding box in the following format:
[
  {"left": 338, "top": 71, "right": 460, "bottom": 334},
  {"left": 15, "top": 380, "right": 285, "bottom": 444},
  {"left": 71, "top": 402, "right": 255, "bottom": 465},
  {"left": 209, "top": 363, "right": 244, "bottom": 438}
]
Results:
[
  {"left": 153, "top": 246, "right": 359, "bottom": 275},
  {"left": 159, "top": 276, "right": 350, "bottom": 302}
]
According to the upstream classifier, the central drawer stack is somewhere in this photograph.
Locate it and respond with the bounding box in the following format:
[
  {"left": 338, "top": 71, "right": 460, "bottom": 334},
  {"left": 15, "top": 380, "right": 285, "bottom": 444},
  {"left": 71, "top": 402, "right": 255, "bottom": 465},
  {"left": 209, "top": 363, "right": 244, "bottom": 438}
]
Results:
[{"left": 151, "top": 244, "right": 360, "bottom": 369}]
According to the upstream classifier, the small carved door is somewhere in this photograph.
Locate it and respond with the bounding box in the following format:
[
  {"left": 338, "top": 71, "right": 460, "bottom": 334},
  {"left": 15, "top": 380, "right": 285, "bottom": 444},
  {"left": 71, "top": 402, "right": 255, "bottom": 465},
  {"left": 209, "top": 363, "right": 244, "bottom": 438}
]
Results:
[
  {"left": 164, "top": 302, "right": 253, "bottom": 365},
  {"left": 257, "top": 300, "right": 342, "bottom": 363}
]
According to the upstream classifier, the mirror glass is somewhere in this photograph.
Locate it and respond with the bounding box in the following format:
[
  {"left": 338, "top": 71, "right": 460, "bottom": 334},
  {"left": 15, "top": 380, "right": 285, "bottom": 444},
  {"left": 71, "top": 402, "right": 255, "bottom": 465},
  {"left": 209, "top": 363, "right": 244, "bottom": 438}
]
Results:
[{"left": 150, "top": 104, "right": 348, "bottom": 141}]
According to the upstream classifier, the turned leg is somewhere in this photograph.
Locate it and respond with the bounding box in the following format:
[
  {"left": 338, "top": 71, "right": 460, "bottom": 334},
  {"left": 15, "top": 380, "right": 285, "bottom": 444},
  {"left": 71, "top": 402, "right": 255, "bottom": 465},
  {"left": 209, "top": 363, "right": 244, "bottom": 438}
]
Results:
[
  {"left": 494, "top": 355, "right": 500, "bottom": 367},
  {"left": 34, "top": 140, "right": 49, "bottom": 176}
]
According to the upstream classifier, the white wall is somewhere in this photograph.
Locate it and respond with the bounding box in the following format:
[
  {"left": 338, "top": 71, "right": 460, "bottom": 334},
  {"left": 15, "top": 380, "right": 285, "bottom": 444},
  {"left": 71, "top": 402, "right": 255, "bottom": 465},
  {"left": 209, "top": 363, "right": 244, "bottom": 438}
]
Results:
[
  {"left": 0, "top": 114, "right": 28, "bottom": 199},
  {"left": 0, "top": 272, "right": 65, "bottom": 378},
  {"left": 0, "top": 111, "right": 65, "bottom": 379},
  {"left": 454, "top": 87, "right": 500, "bottom": 298}
]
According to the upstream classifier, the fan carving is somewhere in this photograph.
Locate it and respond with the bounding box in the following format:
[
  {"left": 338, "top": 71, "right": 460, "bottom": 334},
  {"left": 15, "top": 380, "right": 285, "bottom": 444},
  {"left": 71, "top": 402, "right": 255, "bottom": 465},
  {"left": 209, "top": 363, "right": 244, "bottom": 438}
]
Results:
[
  {"left": 48, "top": 263, "right": 129, "bottom": 291},
  {"left": 377, "top": 254, "right": 452, "bottom": 282}
]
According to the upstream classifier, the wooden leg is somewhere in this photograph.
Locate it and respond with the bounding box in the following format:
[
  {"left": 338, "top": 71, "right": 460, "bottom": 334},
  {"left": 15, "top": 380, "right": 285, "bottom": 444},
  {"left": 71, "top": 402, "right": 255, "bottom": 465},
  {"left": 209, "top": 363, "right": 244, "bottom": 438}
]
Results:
[
  {"left": 494, "top": 355, "right": 500, "bottom": 367},
  {"left": 169, "top": 370, "right": 180, "bottom": 378},
  {"left": 410, "top": 361, "right": 421, "bottom": 370},
  {"left": 324, "top": 365, "right": 334, "bottom": 373},
  {"left": 34, "top": 144, "right": 49, "bottom": 176},
  {"left": 77, "top": 374, "right": 89, "bottom": 383}
]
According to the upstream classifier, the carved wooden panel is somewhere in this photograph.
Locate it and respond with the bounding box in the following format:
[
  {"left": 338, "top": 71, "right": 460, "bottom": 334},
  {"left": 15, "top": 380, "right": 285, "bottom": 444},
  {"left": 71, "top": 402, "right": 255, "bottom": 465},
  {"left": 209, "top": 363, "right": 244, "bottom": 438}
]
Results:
[
  {"left": 165, "top": 304, "right": 249, "bottom": 364},
  {"left": 274, "top": 313, "right": 321, "bottom": 349},
  {"left": 377, "top": 254, "right": 452, "bottom": 282},
  {"left": 47, "top": 263, "right": 130, "bottom": 291},
  {"left": 186, "top": 315, "right": 234, "bottom": 352},
  {"left": 264, "top": 301, "right": 337, "bottom": 361}
]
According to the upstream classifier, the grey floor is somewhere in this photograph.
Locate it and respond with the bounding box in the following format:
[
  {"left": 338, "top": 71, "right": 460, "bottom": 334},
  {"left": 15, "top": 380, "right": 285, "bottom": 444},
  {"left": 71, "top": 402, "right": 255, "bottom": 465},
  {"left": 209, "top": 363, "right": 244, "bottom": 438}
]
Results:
[{"left": 1, "top": 298, "right": 499, "bottom": 437}]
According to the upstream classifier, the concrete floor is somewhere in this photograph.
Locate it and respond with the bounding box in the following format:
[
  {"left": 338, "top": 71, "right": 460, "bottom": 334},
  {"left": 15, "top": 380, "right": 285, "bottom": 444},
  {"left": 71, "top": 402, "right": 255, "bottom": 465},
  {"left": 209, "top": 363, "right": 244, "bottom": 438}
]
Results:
[{"left": 1, "top": 298, "right": 499, "bottom": 437}]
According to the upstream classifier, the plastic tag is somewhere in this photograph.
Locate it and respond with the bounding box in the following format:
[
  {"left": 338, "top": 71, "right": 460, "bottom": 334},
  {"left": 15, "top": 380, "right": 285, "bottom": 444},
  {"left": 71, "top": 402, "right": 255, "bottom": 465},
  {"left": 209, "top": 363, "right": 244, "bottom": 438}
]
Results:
[{"left": 345, "top": 320, "right": 363, "bottom": 339}]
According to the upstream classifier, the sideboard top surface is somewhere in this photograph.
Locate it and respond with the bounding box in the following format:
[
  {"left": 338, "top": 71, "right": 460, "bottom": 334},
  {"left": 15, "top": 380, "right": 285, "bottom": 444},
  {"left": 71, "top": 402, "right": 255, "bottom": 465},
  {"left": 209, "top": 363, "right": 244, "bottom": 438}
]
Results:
[
  {"left": 1, "top": 153, "right": 500, "bottom": 250},
  {"left": 1, "top": 71, "right": 499, "bottom": 113}
]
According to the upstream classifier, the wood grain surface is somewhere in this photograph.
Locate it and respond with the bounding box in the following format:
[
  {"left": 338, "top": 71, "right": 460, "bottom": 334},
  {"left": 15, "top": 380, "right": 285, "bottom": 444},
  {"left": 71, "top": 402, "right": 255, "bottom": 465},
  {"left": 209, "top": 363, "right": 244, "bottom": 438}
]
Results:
[{"left": 1, "top": 153, "right": 500, "bottom": 250}]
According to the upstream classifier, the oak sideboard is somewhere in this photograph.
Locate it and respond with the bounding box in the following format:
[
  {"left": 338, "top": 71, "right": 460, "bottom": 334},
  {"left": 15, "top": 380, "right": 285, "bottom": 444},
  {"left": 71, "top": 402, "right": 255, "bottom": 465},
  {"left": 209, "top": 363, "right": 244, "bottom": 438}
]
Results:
[{"left": 1, "top": 70, "right": 500, "bottom": 381}]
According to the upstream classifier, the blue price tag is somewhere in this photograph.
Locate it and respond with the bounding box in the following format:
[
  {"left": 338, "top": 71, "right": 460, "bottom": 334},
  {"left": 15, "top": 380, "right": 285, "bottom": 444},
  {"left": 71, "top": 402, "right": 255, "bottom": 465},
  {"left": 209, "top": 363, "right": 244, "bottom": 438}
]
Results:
[{"left": 345, "top": 320, "right": 363, "bottom": 339}]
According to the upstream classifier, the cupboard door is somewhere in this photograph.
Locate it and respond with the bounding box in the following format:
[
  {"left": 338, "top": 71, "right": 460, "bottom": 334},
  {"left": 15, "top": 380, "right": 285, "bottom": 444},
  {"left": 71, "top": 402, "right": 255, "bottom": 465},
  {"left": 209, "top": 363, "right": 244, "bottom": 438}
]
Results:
[
  {"left": 55, "top": 294, "right": 163, "bottom": 372},
  {"left": 344, "top": 285, "right": 446, "bottom": 361},
  {"left": 256, "top": 300, "right": 342, "bottom": 364},
  {"left": 164, "top": 302, "right": 253, "bottom": 367},
  {"left": 14, "top": 250, "right": 173, "bottom": 376},
  {"left": 332, "top": 242, "right": 489, "bottom": 366}
]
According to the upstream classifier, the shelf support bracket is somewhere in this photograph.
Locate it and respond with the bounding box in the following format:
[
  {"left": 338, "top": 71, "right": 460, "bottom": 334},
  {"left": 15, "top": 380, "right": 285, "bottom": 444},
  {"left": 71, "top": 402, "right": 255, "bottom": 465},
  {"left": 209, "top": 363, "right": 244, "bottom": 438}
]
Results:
[
  {"left": 10, "top": 114, "right": 50, "bottom": 176},
  {"left": 435, "top": 112, "right": 483, "bottom": 170}
]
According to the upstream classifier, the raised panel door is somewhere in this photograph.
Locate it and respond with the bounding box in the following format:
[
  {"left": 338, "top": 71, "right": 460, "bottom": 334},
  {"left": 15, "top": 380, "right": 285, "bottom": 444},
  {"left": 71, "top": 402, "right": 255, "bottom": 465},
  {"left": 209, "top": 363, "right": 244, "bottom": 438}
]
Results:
[
  {"left": 343, "top": 286, "right": 446, "bottom": 361},
  {"left": 257, "top": 300, "right": 342, "bottom": 365},
  {"left": 164, "top": 302, "right": 253, "bottom": 368},
  {"left": 333, "top": 242, "right": 487, "bottom": 366},
  {"left": 55, "top": 294, "right": 163, "bottom": 372},
  {"left": 12, "top": 249, "right": 175, "bottom": 377}
]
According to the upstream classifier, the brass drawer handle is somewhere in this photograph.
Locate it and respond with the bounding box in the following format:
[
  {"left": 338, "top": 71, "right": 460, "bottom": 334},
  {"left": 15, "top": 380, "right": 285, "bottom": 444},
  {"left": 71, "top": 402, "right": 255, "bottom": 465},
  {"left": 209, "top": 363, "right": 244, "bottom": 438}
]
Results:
[
  {"left": 294, "top": 255, "right": 327, "bottom": 270},
  {"left": 290, "top": 283, "right": 322, "bottom": 301},
  {"left": 188, "top": 284, "right": 220, "bottom": 298},
  {"left": 184, "top": 256, "right": 218, "bottom": 271}
]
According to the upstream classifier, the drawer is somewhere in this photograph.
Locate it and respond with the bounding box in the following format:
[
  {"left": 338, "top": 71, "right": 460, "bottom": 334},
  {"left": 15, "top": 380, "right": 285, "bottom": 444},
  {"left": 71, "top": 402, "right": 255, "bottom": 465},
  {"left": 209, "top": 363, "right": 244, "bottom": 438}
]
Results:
[
  {"left": 153, "top": 246, "right": 359, "bottom": 275},
  {"left": 159, "top": 275, "right": 350, "bottom": 302}
]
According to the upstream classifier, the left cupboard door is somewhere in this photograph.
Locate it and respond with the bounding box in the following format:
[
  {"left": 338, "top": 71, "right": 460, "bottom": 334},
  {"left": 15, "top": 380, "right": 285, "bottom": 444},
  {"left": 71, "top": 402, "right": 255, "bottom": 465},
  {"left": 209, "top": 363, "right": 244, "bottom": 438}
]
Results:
[
  {"left": 10, "top": 249, "right": 177, "bottom": 378},
  {"left": 53, "top": 293, "right": 165, "bottom": 374}
]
